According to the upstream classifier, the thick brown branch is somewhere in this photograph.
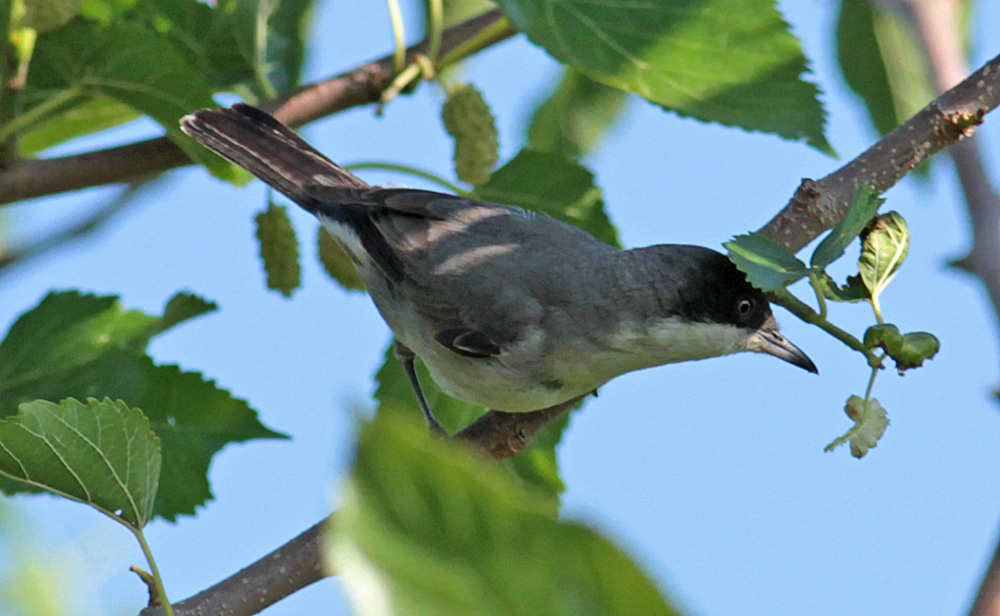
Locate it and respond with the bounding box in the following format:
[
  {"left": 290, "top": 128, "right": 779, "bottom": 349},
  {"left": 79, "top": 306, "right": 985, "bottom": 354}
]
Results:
[
  {"left": 0, "top": 10, "right": 514, "bottom": 206},
  {"left": 758, "top": 52, "right": 1000, "bottom": 249},
  {"left": 138, "top": 520, "right": 327, "bottom": 616}
]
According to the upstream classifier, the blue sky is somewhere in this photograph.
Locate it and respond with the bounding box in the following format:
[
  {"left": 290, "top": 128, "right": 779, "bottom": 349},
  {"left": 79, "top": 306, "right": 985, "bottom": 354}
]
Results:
[{"left": 2, "top": 1, "right": 1000, "bottom": 615}]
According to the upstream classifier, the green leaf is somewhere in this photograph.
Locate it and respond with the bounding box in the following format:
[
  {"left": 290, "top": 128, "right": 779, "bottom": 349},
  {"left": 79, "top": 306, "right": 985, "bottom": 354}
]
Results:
[
  {"left": 825, "top": 395, "right": 888, "bottom": 458},
  {"left": 810, "top": 184, "right": 883, "bottom": 269},
  {"left": 863, "top": 323, "right": 902, "bottom": 355},
  {"left": 528, "top": 67, "right": 629, "bottom": 159},
  {"left": 141, "top": 0, "right": 314, "bottom": 96},
  {"left": 835, "top": 0, "right": 934, "bottom": 137},
  {"left": 893, "top": 332, "right": 940, "bottom": 372},
  {"left": 859, "top": 211, "right": 909, "bottom": 299},
  {"left": 328, "top": 415, "right": 682, "bottom": 616},
  {"left": 27, "top": 20, "right": 234, "bottom": 178},
  {"left": 0, "top": 398, "right": 160, "bottom": 529},
  {"left": 443, "top": 0, "right": 494, "bottom": 26},
  {"left": 317, "top": 226, "right": 366, "bottom": 292},
  {"left": 474, "top": 149, "right": 620, "bottom": 247},
  {"left": 374, "top": 343, "right": 569, "bottom": 498},
  {"left": 864, "top": 325, "right": 939, "bottom": 374},
  {"left": 0, "top": 291, "right": 285, "bottom": 521},
  {"left": 725, "top": 233, "right": 809, "bottom": 292},
  {"left": 816, "top": 273, "right": 869, "bottom": 303},
  {"left": 499, "top": 0, "right": 831, "bottom": 152},
  {"left": 78, "top": 0, "right": 138, "bottom": 22},
  {"left": 18, "top": 95, "right": 139, "bottom": 156}
]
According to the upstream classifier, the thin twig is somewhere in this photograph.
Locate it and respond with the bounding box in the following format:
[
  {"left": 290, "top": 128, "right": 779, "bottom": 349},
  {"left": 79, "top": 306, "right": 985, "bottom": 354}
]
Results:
[
  {"left": 0, "top": 10, "right": 514, "bottom": 205},
  {"left": 0, "top": 182, "right": 149, "bottom": 275}
]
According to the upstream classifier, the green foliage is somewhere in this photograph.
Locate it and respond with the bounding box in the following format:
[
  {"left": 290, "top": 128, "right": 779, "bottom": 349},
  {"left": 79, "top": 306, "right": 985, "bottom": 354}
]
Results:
[
  {"left": 255, "top": 201, "right": 302, "bottom": 297},
  {"left": 859, "top": 211, "right": 909, "bottom": 301},
  {"left": 864, "top": 324, "right": 939, "bottom": 373},
  {"left": 17, "top": 95, "right": 138, "bottom": 155},
  {"left": 328, "top": 415, "right": 683, "bottom": 616},
  {"left": 811, "top": 185, "right": 884, "bottom": 269},
  {"left": 8, "top": 0, "right": 312, "bottom": 168},
  {"left": 373, "top": 344, "right": 570, "bottom": 497},
  {"left": 528, "top": 68, "right": 629, "bottom": 159},
  {"left": 500, "top": 0, "right": 830, "bottom": 152},
  {"left": 724, "top": 233, "right": 808, "bottom": 292},
  {"left": 0, "top": 398, "right": 160, "bottom": 529},
  {"left": 317, "top": 226, "right": 365, "bottom": 292},
  {"left": 0, "top": 291, "right": 286, "bottom": 521},
  {"left": 825, "top": 395, "right": 888, "bottom": 458},
  {"left": 726, "top": 190, "right": 937, "bottom": 457},
  {"left": 475, "top": 149, "right": 620, "bottom": 247},
  {"left": 835, "top": 0, "right": 934, "bottom": 137},
  {"left": 18, "top": 0, "right": 85, "bottom": 32},
  {"left": 442, "top": 83, "right": 500, "bottom": 186},
  {"left": 25, "top": 20, "right": 230, "bottom": 176}
]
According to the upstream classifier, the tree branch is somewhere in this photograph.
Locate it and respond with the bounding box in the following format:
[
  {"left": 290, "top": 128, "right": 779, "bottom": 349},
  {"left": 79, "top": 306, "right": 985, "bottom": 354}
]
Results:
[
  {"left": 0, "top": 9, "right": 515, "bottom": 206},
  {"left": 757, "top": 51, "right": 1000, "bottom": 250},
  {"left": 138, "top": 520, "right": 327, "bottom": 616}
]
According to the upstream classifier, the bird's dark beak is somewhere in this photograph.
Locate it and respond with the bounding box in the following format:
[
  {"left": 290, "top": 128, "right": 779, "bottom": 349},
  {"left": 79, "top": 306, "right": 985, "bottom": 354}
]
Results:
[{"left": 748, "top": 316, "right": 818, "bottom": 374}]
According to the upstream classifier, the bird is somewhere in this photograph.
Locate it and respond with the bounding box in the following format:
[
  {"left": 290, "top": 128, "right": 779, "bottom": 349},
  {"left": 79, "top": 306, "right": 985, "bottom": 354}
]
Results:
[{"left": 180, "top": 104, "right": 817, "bottom": 434}]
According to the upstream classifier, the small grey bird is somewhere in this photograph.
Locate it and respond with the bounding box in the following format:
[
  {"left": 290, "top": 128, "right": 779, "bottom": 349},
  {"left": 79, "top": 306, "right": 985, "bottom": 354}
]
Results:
[{"left": 180, "top": 104, "right": 816, "bottom": 432}]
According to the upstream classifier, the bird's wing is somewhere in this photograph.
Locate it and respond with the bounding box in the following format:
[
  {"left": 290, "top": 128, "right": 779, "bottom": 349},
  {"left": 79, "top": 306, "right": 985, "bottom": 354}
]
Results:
[
  {"left": 307, "top": 186, "right": 566, "bottom": 354},
  {"left": 181, "top": 104, "right": 617, "bottom": 358}
]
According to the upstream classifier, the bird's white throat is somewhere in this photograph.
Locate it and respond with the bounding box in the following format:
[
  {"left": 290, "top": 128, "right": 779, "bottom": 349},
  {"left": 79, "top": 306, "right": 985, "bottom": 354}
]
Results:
[{"left": 604, "top": 316, "right": 748, "bottom": 369}]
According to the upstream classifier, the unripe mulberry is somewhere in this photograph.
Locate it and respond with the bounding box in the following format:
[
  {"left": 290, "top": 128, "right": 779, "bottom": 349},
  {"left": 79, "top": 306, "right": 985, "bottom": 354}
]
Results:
[
  {"left": 441, "top": 83, "right": 499, "bottom": 185},
  {"left": 255, "top": 203, "right": 300, "bottom": 297}
]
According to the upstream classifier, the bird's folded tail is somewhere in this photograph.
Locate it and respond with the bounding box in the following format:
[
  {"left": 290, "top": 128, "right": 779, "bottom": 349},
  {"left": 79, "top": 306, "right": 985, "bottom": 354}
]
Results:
[{"left": 179, "top": 104, "right": 368, "bottom": 209}]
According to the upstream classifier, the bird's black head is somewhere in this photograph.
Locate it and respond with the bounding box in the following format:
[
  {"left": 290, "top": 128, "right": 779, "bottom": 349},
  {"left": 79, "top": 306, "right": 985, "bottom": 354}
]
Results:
[{"left": 641, "top": 245, "right": 817, "bottom": 373}]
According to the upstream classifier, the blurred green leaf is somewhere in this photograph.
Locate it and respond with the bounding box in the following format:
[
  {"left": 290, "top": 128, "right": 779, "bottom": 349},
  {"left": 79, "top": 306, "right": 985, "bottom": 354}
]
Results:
[
  {"left": 317, "top": 226, "right": 365, "bottom": 291},
  {"left": 859, "top": 211, "right": 909, "bottom": 299},
  {"left": 328, "top": 415, "right": 683, "bottom": 616},
  {"left": 442, "top": 0, "right": 494, "bottom": 26},
  {"left": 835, "top": 0, "right": 934, "bottom": 136},
  {"left": 474, "top": 149, "right": 620, "bottom": 247},
  {"left": 141, "top": 0, "right": 314, "bottom": 95},
  {"left": 374, "top": 343, "right": 570, "bottom": 498},
  {"left": 78, "top": 0, "right": 137, "bottom": 22},
  {"left": 18, "top": 95, "right": 139, "bottom": 156},
  {"left": 0, "top": 398, "right": 160, "bottom": 529},
  {"left": 725, "top": 233, "right": 809, "bottom": 292},
  {"left": 0, "top": 291, "right": 285, "bottom": 521},
  {"left": 528, "top": 68, "right": 629, "bottom": 159},
  {"left": 500, "top": 0, "right": 830, "bottom": 152},
  {"left": 26, "top": 20, "right": 234, "bottom": 178},
  {"left": 811, "top": 184, "right": 883, "bottom": 269}
]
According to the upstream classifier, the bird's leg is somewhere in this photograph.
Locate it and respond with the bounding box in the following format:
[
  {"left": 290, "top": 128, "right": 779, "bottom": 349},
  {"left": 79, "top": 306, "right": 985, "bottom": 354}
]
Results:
[{"left": 393, "top": 339, "right": 448, "bottom": 437}]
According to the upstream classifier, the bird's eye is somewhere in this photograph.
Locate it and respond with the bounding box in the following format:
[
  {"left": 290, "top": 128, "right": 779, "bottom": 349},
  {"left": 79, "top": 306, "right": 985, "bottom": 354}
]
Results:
[{"left": 738, "top": 298, "right": 754, "bottom": 316}]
